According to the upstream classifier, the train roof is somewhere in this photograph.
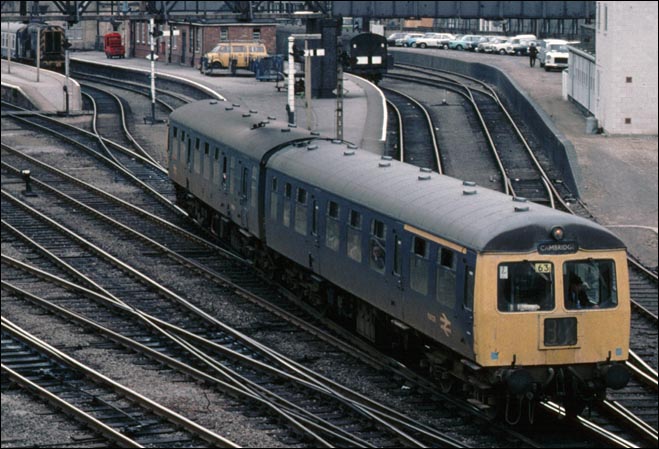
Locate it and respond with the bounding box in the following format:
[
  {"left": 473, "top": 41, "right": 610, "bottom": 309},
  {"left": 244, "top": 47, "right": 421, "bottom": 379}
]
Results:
[
  {"left": 267, "top": 140, "right": 626, "bottom": 253},
  {"left": 169, "top": 100, "right": 318, "bottom": 161},
  {"left": 2, "top": 22, "right": 27, "bottom": 33}
]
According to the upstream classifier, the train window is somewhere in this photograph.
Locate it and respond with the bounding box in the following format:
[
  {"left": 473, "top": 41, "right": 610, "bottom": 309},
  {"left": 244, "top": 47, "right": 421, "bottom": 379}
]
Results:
[
  {"left": 436, "top": 248, "right": 456, "bottom": 307},
  {"left": 251, "top": 170, "right": 258, "bottom": 208},
  {"left": 214, "top": 148, "right": 219, "bottom": 160},
  {"left": 270, "top": 177, "right": 279, "bottom": 221},
  {"left": 369, "top": 220, "right": 387, "bottom": 274},
  {"left": 326, "top": 201, "right": 340, "bottom": 251},
  {"left": 241, "top": 167, "right": 249, "bottom": 195},
  {"left": 195, "top": 138, "right": 200, "bottom": 150},
  {"left": 204, "top": 142, "right": 209, "bottom": 155},
  {"left": 203, "top": 143, "right": 210, "bottom": 180},
  {"left": 563, "top": 260, "right": 617, "bottom": 310},
  {"left": 173, "top": 127, "right": 178, "bottom": 139},
  {"left": 311, "top": 200, "right": 319, "bottom": 236},
  {"left": 283, "top": 183, "right": 292, "bottom": 228},
  {"left": 393, "top": 235, "right": 402, "bottom": 276},
  {"left": 186, "top": 139, "right": 192, "bottom": 166},
  {"left": 497, "top": 262, "right": 554, "bottom": 312},
  {"left": 410, "top": 237, "right": 429, "bottom": 295},
  {"left": 180, "top": 130, "right": 185, "bottom": 142},
  {"left": 347, "top": 210, "right": 362, "bottom": 262}
]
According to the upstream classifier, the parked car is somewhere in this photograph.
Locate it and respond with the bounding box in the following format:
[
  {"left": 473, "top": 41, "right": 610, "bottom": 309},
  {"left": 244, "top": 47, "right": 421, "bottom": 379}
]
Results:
[
  {"left": 540, "top": 40, "right": 578, "bottom": 71},
  {"left": 506, "top": 38, "right": 537, "bottom": 56},
  {"left": 398, "top": 33, "right": 425, "bottom": 47},
  {"left": 412, "top": 32, "right": 455, "bottom": 49},
  {"left": 490, "top": 38, "right": 511, "bottom": 54},
  {"left": 474, "top": 36, "right": 498, "bottom": 52},
  {"left": 448, "top": 34, "right": 482, "bottom": 51},
  {"left": 386, "top": 32, "right": 407, "bottom": 47}
]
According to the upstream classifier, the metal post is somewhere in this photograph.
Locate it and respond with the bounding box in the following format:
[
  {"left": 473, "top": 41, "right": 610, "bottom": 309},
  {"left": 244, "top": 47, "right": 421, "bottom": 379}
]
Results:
[
  {"left": 287, "top": 36, "right": 295, "bottom": 125},
  {"left": 5, "top": 22, "right": 11, "bottom": 73},
  {"left": 149, "top": 17, "right": 156, "bottom": 123},
  {"left": 336, "top": 43, "right": 343, "bottom": 141},
  {"left": 65, "top": 48, "right": 70, "bottom": 114},
  {"left": 36, "top": 27, "right": 40, "bottom": 82},
  {"left": 304, "top": 39, "right": 312, "bottom": 130}
]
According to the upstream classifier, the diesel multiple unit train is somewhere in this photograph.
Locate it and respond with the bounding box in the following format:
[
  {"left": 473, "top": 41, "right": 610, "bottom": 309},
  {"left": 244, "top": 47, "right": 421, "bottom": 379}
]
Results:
[
  {"left": 1, "top": 22, "right": 66, "bottom": 69},
  {"left": 168, "top": 99, "right": 630, "bottom": 419}
]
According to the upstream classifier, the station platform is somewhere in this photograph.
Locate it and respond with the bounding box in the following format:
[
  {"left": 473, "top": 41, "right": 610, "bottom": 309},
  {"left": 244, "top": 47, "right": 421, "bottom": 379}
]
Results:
[
  {"left": 392, "top": 48, "right": 657, "bottom": 269},
  {"left": 1, "top": 60, "right": 82, "bottom": 112},
  {"left": 69, "top": 51, "right": 387, "bottom": 154}
]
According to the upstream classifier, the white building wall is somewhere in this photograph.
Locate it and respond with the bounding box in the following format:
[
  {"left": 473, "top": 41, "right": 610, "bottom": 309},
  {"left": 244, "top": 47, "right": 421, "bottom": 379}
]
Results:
[{"left": 596, "top": 1, "right": 658, "bottom": 134}]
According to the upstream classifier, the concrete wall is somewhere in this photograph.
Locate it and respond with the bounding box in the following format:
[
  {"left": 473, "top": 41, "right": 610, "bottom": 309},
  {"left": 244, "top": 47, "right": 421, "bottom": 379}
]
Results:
[
  {"left": 595, "top": 1, "right": 658, "bottom": 134},
  {"left": 391, "top": 51, "right": 581, "bottom": 198}
]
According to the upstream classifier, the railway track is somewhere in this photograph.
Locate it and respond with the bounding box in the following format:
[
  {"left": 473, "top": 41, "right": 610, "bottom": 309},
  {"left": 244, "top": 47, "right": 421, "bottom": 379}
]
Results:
[{"left": 2, "top": 317, "right": 236, "bottom": 448}]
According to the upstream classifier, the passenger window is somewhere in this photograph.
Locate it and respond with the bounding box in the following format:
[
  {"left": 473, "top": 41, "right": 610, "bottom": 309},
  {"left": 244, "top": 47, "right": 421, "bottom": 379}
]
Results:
[
  {"left": 295, "top": 188, "right": 307, "bottom": 235},
  {"left": 311, "top": 200, "right": 319, "bottom": 236},
  {"left": 270, "top": 177, "right": 278, "bottom": 221},
  {"left": 436, "top": 248, "right": 456, "bottom": 307},
  {"left": 393, "top": 235, "right": 402, "bottom": 276},
  {"left": 410, "top": 237, "right": 429, "bottom": 295},
  {"left": 173, "top": 126, "right": 178, "bottom": 139},
  {"left": 229, "top": 157, "right": 236, "bottom": 194},
  {"left": 325, "top": 201, "right": 340, "bottom": 251},
  {"left": 203, "top": 143, "right": 210, "bottom": 179},
  {"left": 241, "top": 167, "right": 249, "bottom": 196},
  {"left": 283, "top": 183, "right": 292, "bottom": 227},
  {"left": 369, "top": 219, "right": 387, "bottom": 274},
  {"left": 186, "top": 138, "right": 192, "bottom": 166},
  {"left": 347, "top": 210, "right": 362, "bottom": 263},
  {"left": 251, "top": 171, "right": 258, "bottom": 208}
]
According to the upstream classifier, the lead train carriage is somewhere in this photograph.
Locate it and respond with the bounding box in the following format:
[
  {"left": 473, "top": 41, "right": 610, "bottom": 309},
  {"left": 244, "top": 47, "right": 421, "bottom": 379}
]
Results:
[{"left": 168, "top": 100, "right": 630, "bottom": 417}]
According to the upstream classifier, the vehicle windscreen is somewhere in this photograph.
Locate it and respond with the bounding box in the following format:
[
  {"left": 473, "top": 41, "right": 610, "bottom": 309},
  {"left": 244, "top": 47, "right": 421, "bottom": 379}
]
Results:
[
  {"left": 564, "top": 260, "right": 618, "bottom": 309},
  {"left": 498, "top": 261, "right": 554, "bottom": 312},
  {"left": 549, "top": 44, "right": 568, "bottom": 52}
]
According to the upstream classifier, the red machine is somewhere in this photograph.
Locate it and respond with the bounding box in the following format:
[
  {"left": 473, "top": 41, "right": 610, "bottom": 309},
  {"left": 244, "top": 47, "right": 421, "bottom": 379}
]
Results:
[{"left": 104, "top": 32, "right": 125, "bottom": 58}]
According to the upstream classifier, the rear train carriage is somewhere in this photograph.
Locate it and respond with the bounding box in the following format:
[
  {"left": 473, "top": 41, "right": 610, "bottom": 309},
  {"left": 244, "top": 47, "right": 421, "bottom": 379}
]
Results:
[{"left": 168, "top": 100, "right": 630, "bottom": 417}]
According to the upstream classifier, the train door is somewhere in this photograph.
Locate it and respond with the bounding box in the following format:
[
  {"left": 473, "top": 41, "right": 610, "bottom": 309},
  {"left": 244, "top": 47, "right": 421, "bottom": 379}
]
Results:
[
  {"left": 388, "top": 225, "right": 405, "bottom": 318},
  {"left": 307, "top": 190, "right": 321, "bottom": 274},
  {"left": 238, "top": 160, "right": 249, "bottom": 229},
  {"left": 454, "top": 251, "right": 477, "bottom": 357}
]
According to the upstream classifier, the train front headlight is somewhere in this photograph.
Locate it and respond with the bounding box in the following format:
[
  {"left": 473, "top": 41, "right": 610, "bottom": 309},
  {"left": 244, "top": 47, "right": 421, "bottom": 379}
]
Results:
[{"left": 551, "top": 226, "right": 564, "bottom": 241}]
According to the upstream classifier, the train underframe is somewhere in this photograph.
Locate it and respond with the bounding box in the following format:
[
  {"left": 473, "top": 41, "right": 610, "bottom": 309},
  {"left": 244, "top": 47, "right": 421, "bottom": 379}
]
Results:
[{"left": 178, "top": 187, "right": 628, "bottom": 423}]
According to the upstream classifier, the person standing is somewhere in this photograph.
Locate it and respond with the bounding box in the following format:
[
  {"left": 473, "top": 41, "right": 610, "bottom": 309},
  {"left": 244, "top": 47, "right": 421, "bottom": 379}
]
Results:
[{"left": 529, "top": 43, "right": 538, "bottom": 67}]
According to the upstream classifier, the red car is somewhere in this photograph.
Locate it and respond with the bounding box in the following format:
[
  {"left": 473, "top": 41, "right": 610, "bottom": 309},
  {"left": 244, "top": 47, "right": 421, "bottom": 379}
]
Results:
[{"left": 104, "top": 32, "right": 125, "bottom": 58}]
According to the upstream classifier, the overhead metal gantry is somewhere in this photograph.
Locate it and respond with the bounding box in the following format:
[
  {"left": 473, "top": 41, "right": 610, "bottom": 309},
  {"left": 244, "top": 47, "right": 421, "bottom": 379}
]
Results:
[{"left": 1, "top": 1, "right": 594, "bottom": 23}]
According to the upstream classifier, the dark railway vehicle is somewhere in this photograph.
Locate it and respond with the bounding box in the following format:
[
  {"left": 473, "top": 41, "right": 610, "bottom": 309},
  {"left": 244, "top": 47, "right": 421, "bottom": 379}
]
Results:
[
  {"left": 103, "top": 32, "right": 125, "bottom": 59},
  {"left": 341, "top": 32, "right": 391, "bottom": 83},
  {"left": 1, "top": 22, "right": 66, "bottom": 69},
  {"left": 168, "top": 100, "right": 631, "bottom": 421}
]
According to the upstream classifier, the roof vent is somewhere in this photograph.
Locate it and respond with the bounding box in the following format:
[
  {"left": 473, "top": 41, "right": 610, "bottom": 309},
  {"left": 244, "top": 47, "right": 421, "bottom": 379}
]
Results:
[
  {"left": 463, "top": 189, "right": 477, "bottom": 195},
  {"left": 242, "top": 113, "right": 251, "bottom": 118},
  {"left": 420, "top": 167, "right": 432, "bottom": 173},
  {"left": 232, "top": 103, "right": 241, "bottom": 108},
  {"left": 513, "top": 196, "right": 528, "bottom": 203},
  {"left": 463, "top": 180, "right": 476, "bottom": 186},
  {"left": 249, "top": 109, "right": 258, "bottom": 114},
  {"left": 332, "top": 139, "right": 343, "bottom": 145},
  {"left": 225, "top": 106, "right": 234, "bottom": 111},
  {"left": 344, "top": 150, "right": 356, "bottom": 156},
  {"left": 210, "top": 100, "right": 218, "bottom": 105},
  {"left": 281, "top": 128, "right": 291, "bottom": 133},
  {"left": 418, "top": 174, "right": 431, "bottom": 181},
  {"left": 379, "top": 161, "right": 391, "bottom": 168},
  {"left": 515, "top": 206, "right": 530, "bottom": 212},
  {"left": 307, "top": 144, "right": 318, "bottom": 151},
  {"left": 268, "top": 116, "right": 276, "bottom": 120},
  {"left": 310, "top": 131, "right": 320, "bottom": 136},
  {"left": 381, "top": 155, "right": 393, "bottom": 161},
  {"left": 347, "top": 143, "right": 358, "bottom": 150}
]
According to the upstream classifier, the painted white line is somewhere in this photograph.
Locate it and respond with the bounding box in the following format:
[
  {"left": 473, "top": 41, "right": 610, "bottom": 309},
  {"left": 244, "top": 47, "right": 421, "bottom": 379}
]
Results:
[{"left": 606, "top": 225, "right": 658, "bottom": 234}]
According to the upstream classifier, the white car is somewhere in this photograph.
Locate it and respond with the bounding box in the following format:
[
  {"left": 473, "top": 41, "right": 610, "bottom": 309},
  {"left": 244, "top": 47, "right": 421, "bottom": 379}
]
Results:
[
  {"left": 539, "top": 39, "right": 578, "bottom": 71},
  {"left": 490, "top": 38, "right": 511, "bottom": 54},
  {"left": 412, "top": 33, "right": 455, "bottom": 49}
]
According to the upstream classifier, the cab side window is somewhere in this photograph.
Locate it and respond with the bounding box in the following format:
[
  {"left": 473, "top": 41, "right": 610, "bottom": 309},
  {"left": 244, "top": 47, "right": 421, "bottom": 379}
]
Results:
[{"left": 283, "top": 182, "right": 292, "bottom": 227}]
